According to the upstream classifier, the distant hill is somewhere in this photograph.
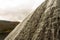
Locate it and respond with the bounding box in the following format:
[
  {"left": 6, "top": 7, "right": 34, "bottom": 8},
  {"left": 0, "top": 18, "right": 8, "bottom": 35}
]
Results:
[{"left": 0, "top": 20, "right": 19, "bottom": 33}]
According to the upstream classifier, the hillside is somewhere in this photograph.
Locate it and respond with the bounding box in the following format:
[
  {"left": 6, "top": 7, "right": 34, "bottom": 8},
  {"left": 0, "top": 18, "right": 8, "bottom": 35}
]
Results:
[
  {"left": 0, "top": 20, "right": 19, "bottom": 40},
  {"left": 0, "top": 20, "right": 19, "bottom": 33}
]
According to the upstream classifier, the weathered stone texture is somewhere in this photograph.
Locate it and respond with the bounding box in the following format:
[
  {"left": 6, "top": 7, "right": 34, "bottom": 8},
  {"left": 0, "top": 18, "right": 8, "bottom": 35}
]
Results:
[{"left": 5, "top": 0, "right": 60, "bottom": 40}]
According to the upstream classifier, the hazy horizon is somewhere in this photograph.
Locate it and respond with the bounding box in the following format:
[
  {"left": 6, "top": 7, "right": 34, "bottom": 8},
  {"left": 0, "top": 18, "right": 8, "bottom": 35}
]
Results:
[{"left": 0, "top": 0, "right": 44, "bottom": 22}]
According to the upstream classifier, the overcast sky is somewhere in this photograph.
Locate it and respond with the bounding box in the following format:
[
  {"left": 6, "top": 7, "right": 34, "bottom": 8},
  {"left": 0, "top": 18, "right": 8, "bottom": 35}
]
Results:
[{"left": 0, "top": 0, "right": 44, "bottom": 22}]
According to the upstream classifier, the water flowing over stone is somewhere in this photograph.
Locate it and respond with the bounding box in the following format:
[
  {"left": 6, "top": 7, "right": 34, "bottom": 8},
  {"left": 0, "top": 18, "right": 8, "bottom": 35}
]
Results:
[{"left": 5, "top": 0, "right": 60, "bottom": 40}]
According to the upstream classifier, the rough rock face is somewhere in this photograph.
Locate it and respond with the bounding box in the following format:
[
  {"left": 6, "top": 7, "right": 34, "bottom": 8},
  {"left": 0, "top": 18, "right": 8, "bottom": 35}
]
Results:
[{"left": 5, "top": 0, "right": 60, "bottom": 40}]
